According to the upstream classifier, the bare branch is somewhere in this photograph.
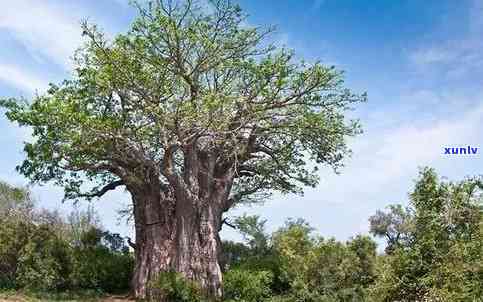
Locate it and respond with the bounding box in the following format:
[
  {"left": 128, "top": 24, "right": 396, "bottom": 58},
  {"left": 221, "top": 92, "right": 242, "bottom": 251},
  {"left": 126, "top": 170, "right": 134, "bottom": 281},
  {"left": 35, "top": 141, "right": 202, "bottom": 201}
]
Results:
[{"left": 78, "top": 180, "right": 125, "bottom": 199}]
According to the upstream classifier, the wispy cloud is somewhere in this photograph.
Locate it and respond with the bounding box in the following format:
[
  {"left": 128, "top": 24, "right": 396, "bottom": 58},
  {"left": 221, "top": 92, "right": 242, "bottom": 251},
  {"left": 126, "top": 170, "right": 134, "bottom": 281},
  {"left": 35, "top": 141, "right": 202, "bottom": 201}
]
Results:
[
  {"left": 410, "top": 46, "right": 455, "bottom": 65},
  {"left": 0, "top": 0, "right": 83, "bottom": 69},
  {"left": 409, "top": 0, "right": 483, "bottom": 80},
  {"left": 231, "top": 95, "right": 483, "bottom": 241},
  {"left": 409, "top": 40, "right": 483, "bottom": 78},
  {"left": 0, "top": 64, "right": 48, "bottom": 92},
  {"left": 229, "top": 0, "right": 483, "bottom": 237}
]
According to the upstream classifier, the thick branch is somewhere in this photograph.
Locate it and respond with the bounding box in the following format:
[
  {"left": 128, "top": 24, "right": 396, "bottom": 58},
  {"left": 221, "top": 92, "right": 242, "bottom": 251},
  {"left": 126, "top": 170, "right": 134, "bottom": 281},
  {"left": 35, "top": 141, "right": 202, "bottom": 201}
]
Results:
[
  {"left": 126, "top": 236, "right": 137, "bottom": 250},
  {"left": 222, "top": 218, "right": 236, "bottom": 229},
  {"left": 79, "top": 180, "right": 124, "bottom": 199}
]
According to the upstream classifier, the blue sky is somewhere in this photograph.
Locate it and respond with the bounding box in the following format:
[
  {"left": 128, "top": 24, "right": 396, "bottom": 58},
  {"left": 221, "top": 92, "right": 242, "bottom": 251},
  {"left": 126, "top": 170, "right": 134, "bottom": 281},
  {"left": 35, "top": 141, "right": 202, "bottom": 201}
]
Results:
[{"left": 0, "top": 0, "right": 482, "bottom": 242}]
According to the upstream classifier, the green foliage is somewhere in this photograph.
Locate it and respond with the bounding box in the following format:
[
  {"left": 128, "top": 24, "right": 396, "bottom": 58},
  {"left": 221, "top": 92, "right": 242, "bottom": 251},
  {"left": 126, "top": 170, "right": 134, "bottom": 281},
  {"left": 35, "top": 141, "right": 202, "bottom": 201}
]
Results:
[
  {"left": 2, "top": 166, "right": 481, "bottom": 302},
  {"left": 347, "top": 235, "right": 378, "bottom": 288},
  {"left": 274, "top": 228, "right": 376, "bottom": 301},
  {"left": 0, "top": 181, "right": 133, "bottom": 294},
  {"left": 233, "top": 215, "right": 269, "bottom": 254},
  {"left": 0, "top": 182, "right": 36, "bottom": 289},
  {"left": 16, "top": 225, "right": 72, "bottom": 291},
  {"left": 149, "top": 271, "right": 204, "bottom": 302},
  {"left": 220, "top": 241, "right": 252, "bottom": 271},
  {"left": 223, "top": 216, "right": 377, "bottom": 301},
  {"left": 0, "top": 216, "right": 33, "bottom": 289},
  {"left": 0, "top": 181, "right": 34, "bottom": 216},
  {"left": 369, "top": 204, "right": 412, "bottom": 254},
  {"left": 271, "top": 218, "right": 315, "bottom": 293},
  {"left": 0, "top": 0, "right": 364, "bottom": 208},
  {"left": 369, "top": 168, "right": 483, "bottom": 302},
  {"left": 0, "top": 288, "right": 104, "bottom": 302},
  {"left": 69, "top": 228, "right": 133, "bottom": 293},
  {"left": 67, "top": 204, "right": 101, "bottom": 247},
  {"left": 223, "top": 269, "right": 273, "bottom": 302}
]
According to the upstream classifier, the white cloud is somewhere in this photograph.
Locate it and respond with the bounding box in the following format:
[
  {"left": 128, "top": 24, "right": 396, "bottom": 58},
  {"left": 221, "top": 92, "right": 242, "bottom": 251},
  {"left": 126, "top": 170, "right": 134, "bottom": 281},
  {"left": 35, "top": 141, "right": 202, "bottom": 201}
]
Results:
[
  {"left": 410, "top": 47, "right": 454, "bottom": 65},
  {"left": 0, "top": 0, "right": 83, "bottom": 69},
  {"left": 0, "top": 64, "right": 48, "bottom": 92},
  {"left": 367, "top": 107, "right": 480, "bottom": 181},
  {"left": 410, "top": 40, "right": 483, "bottom": 74},
  {"left": 226, "top": 0, "right": 483, "bottom": 234},
  {"left": 223, "top": 95, "right": 483, "bottom": 241},
  {"left": 328, "top": 96, "right": 482, "bottom": 196},
  {"left": 409, "top": 0, "right": 483, "bottom": 79}
]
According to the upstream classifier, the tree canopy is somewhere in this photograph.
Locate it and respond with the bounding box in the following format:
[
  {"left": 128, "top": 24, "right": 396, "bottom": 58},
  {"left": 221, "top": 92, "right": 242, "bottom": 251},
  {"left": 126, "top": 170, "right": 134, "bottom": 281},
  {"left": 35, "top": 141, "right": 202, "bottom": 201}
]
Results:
[
  {"left": 0, "top": 0, "right": 364, "bottom": 208},
  {"left": 369, "top": 168, "right": 483, "bottom": 301},
  {"left": 1, "top": 1, "right": 365, "bottom": 299}
]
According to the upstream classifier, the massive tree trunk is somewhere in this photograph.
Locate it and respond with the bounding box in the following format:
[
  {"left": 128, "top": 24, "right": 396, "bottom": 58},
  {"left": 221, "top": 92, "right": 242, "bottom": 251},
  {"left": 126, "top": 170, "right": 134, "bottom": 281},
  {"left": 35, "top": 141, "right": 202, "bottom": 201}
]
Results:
[
  {"left": 173, "top": 193, "right": 224, "bottom": 298},
  {"left": 128, "top": 159, "right": 231, "bottom": 301},
  {"left": 129, "top": 178, "right": 175, "bottom": 299}
]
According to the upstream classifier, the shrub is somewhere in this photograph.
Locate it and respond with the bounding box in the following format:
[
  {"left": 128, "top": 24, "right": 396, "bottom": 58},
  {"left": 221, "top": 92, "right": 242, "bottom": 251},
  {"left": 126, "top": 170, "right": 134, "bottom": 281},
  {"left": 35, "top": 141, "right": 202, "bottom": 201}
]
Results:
[
  {"left": 16, "top": 225, "right": 71, "bottom": 291},
  {"left": 0, "top": 216, "right": 33, "bottom": 289},
  {"left": 0, "top": 182, "right": 35, "bottom": 289},
  {"left": 70, "top": 228, "right": 133, "bottom": 293},
  {"left": 70, "top": 246, "right": 133, "bottom": 293},
  {"left": 368, "top": 169, "right": 483, "bottom": 301},
  {"left": 223, "top": 269, "right": 273, "bottom": 302},
  {"left": 149, "top": 271, "right": 204, "bottom": 302}
]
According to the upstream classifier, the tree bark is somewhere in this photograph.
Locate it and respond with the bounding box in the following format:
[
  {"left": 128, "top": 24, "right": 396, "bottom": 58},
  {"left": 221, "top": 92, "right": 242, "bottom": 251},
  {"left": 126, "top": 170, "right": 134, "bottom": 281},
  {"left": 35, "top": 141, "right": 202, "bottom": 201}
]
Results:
[
  {"left": 128, "top": 148, "right": 232, "bottom": 301},
  {"left": 129, "top": 182, "right": 175, "bottom": 300},
  {"left": 129, "top": 184, "right": 226, "bottom": 300},
  {"left": 173, "top": 194, "right": 224, "bottom": 298}
]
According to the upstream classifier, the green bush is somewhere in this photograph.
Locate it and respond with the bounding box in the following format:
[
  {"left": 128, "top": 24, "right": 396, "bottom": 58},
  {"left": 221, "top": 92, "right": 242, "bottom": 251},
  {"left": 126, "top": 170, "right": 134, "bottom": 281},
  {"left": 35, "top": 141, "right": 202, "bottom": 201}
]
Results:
[
  {"left": 223, "top": 269, "right": 273, "bottom": 302},
  {"left": 70, "top": 228, "right": 133, "bottom": 293},
  {"left": 70, "top": 246, "right": 133, "bottom": 293},
  {"left": 0, "top": 186, "right": 133, "bottom": 294},
  {"left": 0, "top": 217, "right": 33, "bottom": 289},
  {"left": 16, "top": 225, "right": 72, "bottom": 291},
  {"left": 149, "top": 271, "right": 204, "bottom": 302},
  {"left": 368, "top": 169, "right": 483, "bottom": 302},
  {"left": 1, "top": 169, "right": 480, "bottom": 301},
  {"left": 0, "top": 181, "right": 35, "bottom": 289}
]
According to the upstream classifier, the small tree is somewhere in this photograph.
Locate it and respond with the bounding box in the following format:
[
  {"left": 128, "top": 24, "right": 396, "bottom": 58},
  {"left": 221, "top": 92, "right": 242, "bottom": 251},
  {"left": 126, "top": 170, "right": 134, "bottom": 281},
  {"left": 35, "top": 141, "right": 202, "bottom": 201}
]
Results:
[
  {"left": 1, "top": 0, "right": 364, "bottom": 299},
  {"left": 0, "top": 180, "right": 34, "bottom": 218},
  {"left": 16, "top": 224, "right": 72, "bottom": 291},
  {"left": 369, "top": 204, "right": 412, "bottom": 254},
  {"left": 0, "top": 181, "right": 35, "bottom": 288},
  {"left": 269, "top": 219, "right": 377, "bottom": 301},
  {"left": 233, "top": 214, "right": 269, "bottom": 254},
  {"left": 369, "top": 168, "right": 483, "bottom": 301}
]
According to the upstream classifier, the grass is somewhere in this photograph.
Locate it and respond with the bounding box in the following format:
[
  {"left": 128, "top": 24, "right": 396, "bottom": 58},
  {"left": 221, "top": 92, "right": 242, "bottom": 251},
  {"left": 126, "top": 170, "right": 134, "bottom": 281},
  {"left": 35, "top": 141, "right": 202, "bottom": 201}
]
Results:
[{"left": 0, "top": 289, "right": 132, "bottom": 302}]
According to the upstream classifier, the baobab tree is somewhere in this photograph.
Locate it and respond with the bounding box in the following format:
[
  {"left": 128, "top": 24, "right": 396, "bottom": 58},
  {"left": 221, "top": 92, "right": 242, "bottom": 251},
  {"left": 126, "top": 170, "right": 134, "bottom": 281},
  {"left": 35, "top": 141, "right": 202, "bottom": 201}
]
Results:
[{"left": 1, "top": 0, "right": 365, "bottom": 299}]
